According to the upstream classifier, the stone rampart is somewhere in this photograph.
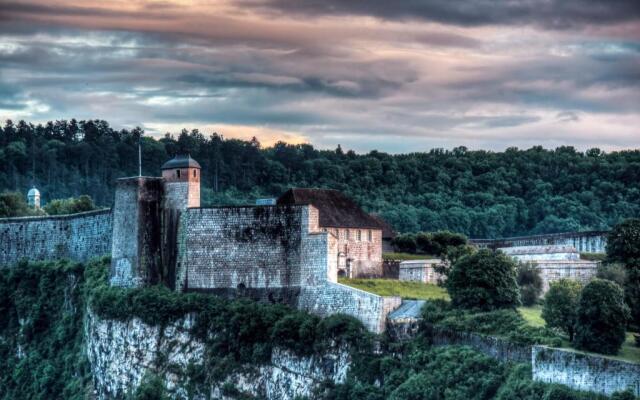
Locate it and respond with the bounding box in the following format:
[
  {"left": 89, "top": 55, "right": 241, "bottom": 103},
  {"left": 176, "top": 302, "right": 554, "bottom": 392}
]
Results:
[
  {"left": 298, "top": 282, "right": 401, "bottom": 334},
  {"left": 0, "top": 209, "right": 112, "bottom": 267},
  {"left": 472, "top": 231, "right": 608, "bottom": 253},
  {"left": 532, "top": 346, "right": 640, "bottom": 397},
  {"left": 422, "top": 323, "right": 533, "bottom": 363}
]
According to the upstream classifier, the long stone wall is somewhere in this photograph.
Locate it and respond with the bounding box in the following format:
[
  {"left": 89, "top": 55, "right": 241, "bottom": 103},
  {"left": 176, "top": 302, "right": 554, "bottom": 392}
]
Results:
[
  {"left": 0, "top": 209, "right": 112, "bottom": 267},
  {"left": 532, "top": 346, "right": 640, "bottom": 397},
  {"left": 472, "top": 231, "right": 608, "bottom": 253}
]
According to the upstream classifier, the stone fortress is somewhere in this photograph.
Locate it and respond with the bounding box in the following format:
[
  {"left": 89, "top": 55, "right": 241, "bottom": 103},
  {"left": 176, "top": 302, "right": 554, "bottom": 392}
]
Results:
[
  {"left": 0, "top": 154, "right": 611, "bottom": 331},
  {"left": 0, "top": 155, "right": 399, "bottom": 333}
]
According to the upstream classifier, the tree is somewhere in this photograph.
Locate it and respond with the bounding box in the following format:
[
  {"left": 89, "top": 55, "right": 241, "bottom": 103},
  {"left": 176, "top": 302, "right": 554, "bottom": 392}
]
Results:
[
  {"left": 573, "top": 279, "right": 630, "bottom": 355},
  {"left": 607, "top": 218, "right": 640, "bottom": 263},
  {"left": 516, "top": 263, "right": 543, "bottom": 306},
  {"left": 607, "top": 219, "right": 640, "bottom": 330},
  {"left": 446, "top": 249, "right": 521, "bottom": 310},
  {"left": 541, "top": 279, "right": 582, "bottom": 342}
]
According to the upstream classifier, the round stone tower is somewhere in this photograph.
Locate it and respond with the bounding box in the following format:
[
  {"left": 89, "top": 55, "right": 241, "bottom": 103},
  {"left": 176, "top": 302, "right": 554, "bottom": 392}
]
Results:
[
  {"left": 161, "top": 154, "right": 201, "bottom": 210},
  {"left": 27, "top": 186, "right": 41, "bottom": 209}
]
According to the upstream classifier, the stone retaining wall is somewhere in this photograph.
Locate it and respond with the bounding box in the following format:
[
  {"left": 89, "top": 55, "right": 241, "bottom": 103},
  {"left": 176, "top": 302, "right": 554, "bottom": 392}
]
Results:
[{"left": 532, "top": 346, "right": 640, "bottom": 397}]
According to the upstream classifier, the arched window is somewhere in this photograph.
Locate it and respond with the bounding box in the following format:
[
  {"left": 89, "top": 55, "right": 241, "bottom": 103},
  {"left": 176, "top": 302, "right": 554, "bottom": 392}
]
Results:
[
  {"left": 193, "top": 169, "right": 197, "bottom": 178},
  {"left": 176, "top": 170, "right": 181, "bottom": 178}
]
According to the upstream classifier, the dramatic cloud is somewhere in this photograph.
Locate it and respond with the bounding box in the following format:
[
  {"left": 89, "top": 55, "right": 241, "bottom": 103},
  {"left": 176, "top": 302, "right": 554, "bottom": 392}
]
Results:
[{"left": 0, "top": 0, "right": 638, "bottom": 152}]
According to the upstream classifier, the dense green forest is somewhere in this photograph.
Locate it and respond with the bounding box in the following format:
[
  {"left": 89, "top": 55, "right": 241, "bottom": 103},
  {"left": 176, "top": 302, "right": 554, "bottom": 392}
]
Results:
[{"left": 1, "top": 119, "right": 639, "bottom": 238}]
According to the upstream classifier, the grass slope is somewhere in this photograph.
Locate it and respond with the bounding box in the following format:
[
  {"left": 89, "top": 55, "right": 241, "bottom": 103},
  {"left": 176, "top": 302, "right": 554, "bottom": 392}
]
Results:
[{"left": 339, "top": 278, "right": 449, "bottom": 300}]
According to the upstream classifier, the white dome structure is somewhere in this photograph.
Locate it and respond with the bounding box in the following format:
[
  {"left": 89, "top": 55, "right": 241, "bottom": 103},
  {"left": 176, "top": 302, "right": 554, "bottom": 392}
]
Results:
[{"left": 27, "top": 186, "right": 41, "bottom": 209}]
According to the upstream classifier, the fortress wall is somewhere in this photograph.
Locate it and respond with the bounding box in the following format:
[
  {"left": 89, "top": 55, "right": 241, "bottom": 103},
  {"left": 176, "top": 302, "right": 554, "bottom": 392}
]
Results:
[
  {"left": 532, "top": 346, "right": 640, "bottom": 396},
  {"left": 176, "top": 205, "right": 399, "bottom": 332},
  {"left": 0, "top": 209, "right": 112, "bottom": 267},
  {"left": 472, "top": 231, "right": 608, "bottom": 253},
  {"left": 298, "top": 282, "right": 401, "bottom": 334},
  {"left": 176, "top": 205, "right": 309, "bottom": 295}
]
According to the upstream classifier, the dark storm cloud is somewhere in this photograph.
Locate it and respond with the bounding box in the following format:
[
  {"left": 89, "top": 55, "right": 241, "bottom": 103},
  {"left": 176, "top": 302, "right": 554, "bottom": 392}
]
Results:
[
  {"left": 250, "top": 0, "right": 640, "bottom": 29},
  {"left": 0, "top": 0, "right": 639, "bottom": 152}
]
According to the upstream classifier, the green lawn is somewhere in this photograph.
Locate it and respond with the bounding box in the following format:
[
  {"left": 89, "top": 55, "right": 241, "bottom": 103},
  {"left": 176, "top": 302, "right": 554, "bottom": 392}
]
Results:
[
  {"left": 383, "top": 252, "right": 436, "bottom": 261},
  {"left": 519, "top": 304, "right": 640, "bottom": 364},
  {"left": 339, "top": 278, "right": 449, "bottom": 300},
  {"left": 518, "top": 305, "right": 545, "bottom": 327}
]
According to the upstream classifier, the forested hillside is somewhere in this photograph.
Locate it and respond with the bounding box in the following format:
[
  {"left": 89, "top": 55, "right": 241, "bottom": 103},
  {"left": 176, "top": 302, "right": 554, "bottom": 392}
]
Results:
[{"left": 1, "top": 119, "right": 639, "bottom": 238}]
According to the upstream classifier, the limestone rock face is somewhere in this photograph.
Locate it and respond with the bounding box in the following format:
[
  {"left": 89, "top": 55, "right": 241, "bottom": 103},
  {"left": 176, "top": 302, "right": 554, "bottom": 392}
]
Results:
[{"left": 85, "top": 310, "right": 351, "bottom": 400}]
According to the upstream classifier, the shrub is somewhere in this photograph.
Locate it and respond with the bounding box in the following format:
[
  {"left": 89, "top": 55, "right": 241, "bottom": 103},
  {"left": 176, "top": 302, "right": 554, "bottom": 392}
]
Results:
[
  {"left": 446, "top": 249, "right": 520, "bottom": 310},
  {"left": 574, "top": 279, "right": 630, "bottom": 355},
  {"left": 611, "top": 390, "right": 637, "bottom": 400},
  {"left": 517, "top": 263, "right": 543, "bottom": 306},
  {"left": 421, "top": 300, "right": 562, "bottom": 346},
  {"left": 133, "top": 374, "right": 169, "bottom": 400},
  {"left": 542, "top": 279, "right": 582, "bottom": 342},
  {"left": 44, "top": 195, "right": 96, "bottom": 215},
  {"left": 0, "top": 190, "right": 44, "bottom": 217}
]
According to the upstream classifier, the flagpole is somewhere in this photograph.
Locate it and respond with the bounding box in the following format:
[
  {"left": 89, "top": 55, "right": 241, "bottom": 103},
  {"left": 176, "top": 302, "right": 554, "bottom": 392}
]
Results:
[{"left": 138, "top": 136, "right": 142, "bottom": 177}]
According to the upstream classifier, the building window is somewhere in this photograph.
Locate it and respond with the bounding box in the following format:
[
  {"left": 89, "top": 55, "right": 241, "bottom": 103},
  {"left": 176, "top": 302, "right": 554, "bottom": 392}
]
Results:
[
  {"left": 356, "top": 230, "right": 361, "bottom": 241},
  {"left": 176, "top": 170, "right": 181, "bottom": 178},
  {"left": 193, "top": 169, "right": 197, "bottom": 178},
  {"left": 346, "top": 229, "right": 350, "bottom": 240},
  {"left": 368, "top": 230, "right": 372, "bottom": 241}
]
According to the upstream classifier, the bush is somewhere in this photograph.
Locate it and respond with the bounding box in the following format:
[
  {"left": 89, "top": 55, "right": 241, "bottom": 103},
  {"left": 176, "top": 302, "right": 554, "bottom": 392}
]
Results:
[
  {"left": 517, "top": 263, "right": 543, "bottom": 306},
  {"left": 0, "top": 190, "right": 44, "bottom": 217},
  {"left": 573, "top": 279, "right": 630, "bottom": 355},
  {"left": 446, "top": 249, "right": 520, "bottom": 310},
  {"left": 44, "top": 195, "right": 96, "bottom": 215},
  {"left": 542, "top": 279, "right": 582, "bottom": 342},
  {"left": 133, "top": 374, "right": 169, "bottom": 400},
  {"left": 611, "top": 390, "right": 637, "bottom": 400},
  {"left": 421, "top": 300, "right": 562, "bottom": 346}
]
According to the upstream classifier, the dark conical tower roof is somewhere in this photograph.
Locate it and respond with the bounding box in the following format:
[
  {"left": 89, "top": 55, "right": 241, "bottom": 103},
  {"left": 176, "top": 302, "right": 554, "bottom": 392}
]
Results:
[{"left": 161, "top": 154, "right": 201, "bottom": 170}]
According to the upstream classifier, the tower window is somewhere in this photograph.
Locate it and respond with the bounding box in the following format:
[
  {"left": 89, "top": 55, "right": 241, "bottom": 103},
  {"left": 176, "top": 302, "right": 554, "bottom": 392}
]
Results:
[
  {"left": 193, "top": 170, "right": 197, "bottom": 178},
  {"left": 176, "top": 170, "right": 181, "bottom": 178}
]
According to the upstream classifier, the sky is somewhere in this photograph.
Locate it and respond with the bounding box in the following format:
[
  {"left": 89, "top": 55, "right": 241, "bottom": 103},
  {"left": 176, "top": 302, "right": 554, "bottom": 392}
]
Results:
[{"left": 1, "top": 0, "right": 639, "bottom": 153}]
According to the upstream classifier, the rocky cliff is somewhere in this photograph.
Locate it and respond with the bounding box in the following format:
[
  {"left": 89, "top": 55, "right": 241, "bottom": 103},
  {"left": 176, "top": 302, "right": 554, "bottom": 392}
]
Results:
[{"left": 85, "top": 310, "right": 351, "bottom": 399}]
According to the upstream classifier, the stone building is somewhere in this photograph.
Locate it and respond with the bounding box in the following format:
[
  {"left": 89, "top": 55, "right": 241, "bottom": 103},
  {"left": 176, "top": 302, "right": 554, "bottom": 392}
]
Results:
[
  {"left": 399, "top": 259, "right": 446, "bottom": 284},
  {"left": 370, "top": 214, "right": 396, "bottom": 253},
  {"left": 499, "top": 245, "right": 600, "bottom": 293},
  {"left": 277, "top": 189, "right": 384, "bottom": 278}
]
